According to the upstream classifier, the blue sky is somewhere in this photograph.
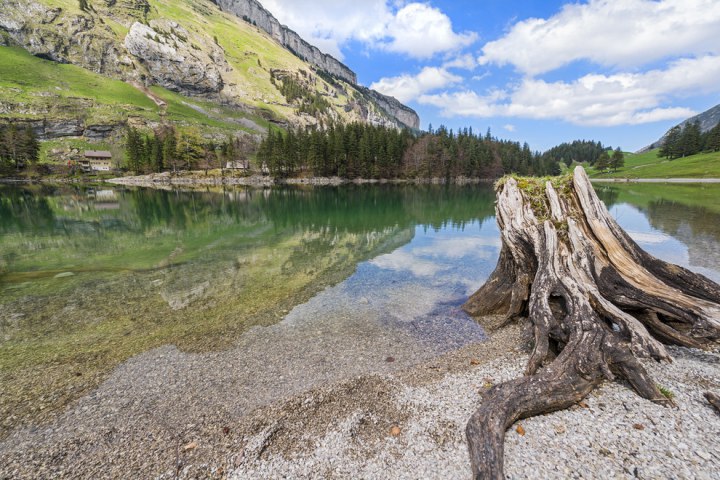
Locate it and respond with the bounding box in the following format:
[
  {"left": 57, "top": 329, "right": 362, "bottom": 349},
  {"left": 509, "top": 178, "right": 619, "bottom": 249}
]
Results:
[{"left": 262, "top": 0, "right": 720, "bottom": 152}]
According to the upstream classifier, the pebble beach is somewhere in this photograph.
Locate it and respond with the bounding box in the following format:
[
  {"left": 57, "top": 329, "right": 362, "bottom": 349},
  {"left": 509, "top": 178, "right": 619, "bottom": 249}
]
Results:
[{"left": 1, "top": 320, "right": 718, "bottom": 479}]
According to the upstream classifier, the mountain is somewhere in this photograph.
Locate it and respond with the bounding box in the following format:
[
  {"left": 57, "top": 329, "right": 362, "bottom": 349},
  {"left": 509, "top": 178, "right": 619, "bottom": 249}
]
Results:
[
  {"left": 0, "top": 0, "right": 419, "bottom": 150},
  {"left": 640, "top": 103, "right": 720, "bottom": 152}
]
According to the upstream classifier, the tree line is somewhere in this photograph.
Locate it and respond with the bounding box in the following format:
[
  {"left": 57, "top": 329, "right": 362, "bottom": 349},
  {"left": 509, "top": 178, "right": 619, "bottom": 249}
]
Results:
[
  {"left": 541, "top": 140, "right": 609, "bottom": 167},
  {"left": 124, "top": 126, "right": 256, "bottom": 174},
  {"left": 594, "top": 148, "right": 625, "bottom": 172},
  {"left": 256, "top": 123, "right": 561, "bottom": 179},
  {"left": 659, "top": 120, "right": 720, "bottom": 159},
  {"left": 0, "top": 124, "right": 40, "bottom": 172}
]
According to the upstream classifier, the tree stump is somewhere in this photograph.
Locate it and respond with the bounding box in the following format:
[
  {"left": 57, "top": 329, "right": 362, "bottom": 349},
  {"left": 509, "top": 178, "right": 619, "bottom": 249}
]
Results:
[{"left": 463, "top": 167, "right": 720, "bottom": 479}]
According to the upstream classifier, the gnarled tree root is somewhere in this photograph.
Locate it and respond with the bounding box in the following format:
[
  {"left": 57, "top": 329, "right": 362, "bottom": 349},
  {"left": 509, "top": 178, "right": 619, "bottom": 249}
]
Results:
[
  {"left": 706, "top": 392, "right": 720, "bottom": 415},
  {"left": 463, "top": 167, "right": 720, "bottom": 479}
]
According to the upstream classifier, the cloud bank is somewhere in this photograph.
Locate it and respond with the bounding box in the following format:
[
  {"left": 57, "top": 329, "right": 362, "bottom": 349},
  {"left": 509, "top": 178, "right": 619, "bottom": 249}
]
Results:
[
  {"left": 372, "top": 0, "right": 720, "bottom": 126},
  {"left": 260, "top": 0, "right": 476, "bottom": 59}
]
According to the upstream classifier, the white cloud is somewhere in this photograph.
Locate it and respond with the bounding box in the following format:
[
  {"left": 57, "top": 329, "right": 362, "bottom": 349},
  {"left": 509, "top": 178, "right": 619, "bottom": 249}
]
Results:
[
  {"left": 419, "top": 55, "right": 720, "bottom": 126},
  {"left": 479, "top": 0, "right": 720, "bottom": 75},
  {"left": 503, "top": 124, "right": 516, "bottom": 132},
  {"left": 259, "top": 0, "right": 476, "bottom": 60},
  {"left": 371, "top": 250, "right": 445, "bottom": 277},
  {"left": 412, "top": 236, "right": 501, "bottom": 259},
  {"left": 443, "top": 54, "right": 478, "bottom": 70},
  {"left": 380, "top": 3, "right": 477, "bottom": 58},
  {"left": 370, "top": 67, "right": 462, "bottom": 103}
]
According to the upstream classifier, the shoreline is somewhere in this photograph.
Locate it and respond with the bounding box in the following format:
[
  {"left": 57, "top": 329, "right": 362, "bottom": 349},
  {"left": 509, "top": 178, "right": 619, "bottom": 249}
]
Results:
[
  {"left": 1, "top": 174, "right": 493, "bottom": 188},
  {"left": 5, "top": 174, "right": 720, "bottom": 188},
  {"left": 591, "top": 177, "right": 720, "bottom": 183},
  {"left": 1, "top": 317, "right": 718, "bottom": 478},
  {"left": 106, "top": 172, "right": 493, "bottom": 188}
]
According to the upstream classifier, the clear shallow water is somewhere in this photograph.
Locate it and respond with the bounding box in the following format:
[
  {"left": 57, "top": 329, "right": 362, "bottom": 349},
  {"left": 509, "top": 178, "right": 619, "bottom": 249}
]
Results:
[
  {"left": 1, "top": 182, "right": 719, "bottom": 432},
  {"left": 0, "top": 184, "right": 498, "bottom": 431}
]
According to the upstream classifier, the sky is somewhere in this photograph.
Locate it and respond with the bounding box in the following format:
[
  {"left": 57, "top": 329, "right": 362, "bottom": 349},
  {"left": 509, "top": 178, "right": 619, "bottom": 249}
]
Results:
[{"left": 260, "top": 0, "right": 720, "bottom": 152}]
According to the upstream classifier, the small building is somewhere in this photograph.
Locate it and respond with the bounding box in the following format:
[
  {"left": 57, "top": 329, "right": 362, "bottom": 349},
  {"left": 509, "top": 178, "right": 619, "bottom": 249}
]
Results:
[
  {"left": 80, "top": 151, "right": 113, "bottom": 172},
  {"left": 225, "top": 160, "right": 249, "bottom": 170}
]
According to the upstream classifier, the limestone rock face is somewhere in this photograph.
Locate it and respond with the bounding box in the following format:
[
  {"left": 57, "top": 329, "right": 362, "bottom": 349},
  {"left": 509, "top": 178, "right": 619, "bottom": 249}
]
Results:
[
  {"left": 359, "top": 87, "right": 421, "bottom": 130},
  {"left": 212, "top": 0, "right": 357, "bottom": 84},
  {"left": 124, "top": 22, "right": 225, "bottom": 94},
  {"left": 0, "top": 0, "right": 127, "bottom": 77},
  {"left": 0, "top": 0, "right": 420, "bottom": 134}
]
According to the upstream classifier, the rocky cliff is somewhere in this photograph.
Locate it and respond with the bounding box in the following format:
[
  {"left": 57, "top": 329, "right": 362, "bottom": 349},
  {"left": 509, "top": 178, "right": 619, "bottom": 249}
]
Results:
[
  {"left": 124, "top": 21, "right": 227, "bottom": 94},
  {"left": 211, "top": 0, "right": 357, "bottom": 84},
  {"left": 0, "top": 0, "right": 420, "bottom": 141},
  {"left": 358, "top": 87, "right": 421, "bottom": 131}
]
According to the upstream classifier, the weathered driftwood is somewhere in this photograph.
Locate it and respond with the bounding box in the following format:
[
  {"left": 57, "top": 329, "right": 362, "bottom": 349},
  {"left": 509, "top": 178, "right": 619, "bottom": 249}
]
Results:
[{"left": 463, "top": 167, "right": 720, "bottom": 479}]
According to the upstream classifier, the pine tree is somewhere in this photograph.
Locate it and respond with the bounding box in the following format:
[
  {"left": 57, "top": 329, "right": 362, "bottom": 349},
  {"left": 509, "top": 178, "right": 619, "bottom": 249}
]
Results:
[
  {"left": 3, "top": 124, "right": 20, "bottom": 170},
  {"left": 595, "top": 151, "right": 610, "bottom": 172},
  {"left": 707, "top": 122, "right": 720, "bottom": 152},
  {"left": 16, "top": 126, "right": 40, "bottom": 168},
  {"left": 150, "top": 135, "right": 163, "bottom": 172},
  {"left": 163, "top": 129, "right": 178, "bottom": 173},
  {"left": 611, "top": 148, "right": 625, "bottom": 172},
  {"left": 678, "top": 121, "right": 702, "bottom": 157},
  {"left": 125, "top": 127, "right": 143, "bottom": 172},
  {"left": 659, "top": 126, "right": 682, "bottom": 159}
]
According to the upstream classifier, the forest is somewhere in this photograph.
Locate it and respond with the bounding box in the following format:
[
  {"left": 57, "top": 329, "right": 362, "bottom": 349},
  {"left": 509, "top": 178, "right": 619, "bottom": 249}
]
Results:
[
  {"left": 0, "top": 124, "right": 40, "bottom": 172},
  {"left": 659, "top": 120, "right": 720, "bottom": 159},
  {"left": 256, "top": 123, "right": 560, "bottom": 179}
]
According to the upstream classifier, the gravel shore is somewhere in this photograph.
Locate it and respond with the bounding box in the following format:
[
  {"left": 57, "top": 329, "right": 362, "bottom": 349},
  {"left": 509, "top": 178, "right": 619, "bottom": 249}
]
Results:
[
  {"left": 0, "top": 316, "right": 718, "bottom": 479},
  {"left": 229, "top": 326, "right": 720, "bottom": 480},
  {"left": 106, "top": 172, "right": 490, "bottom": 189}
]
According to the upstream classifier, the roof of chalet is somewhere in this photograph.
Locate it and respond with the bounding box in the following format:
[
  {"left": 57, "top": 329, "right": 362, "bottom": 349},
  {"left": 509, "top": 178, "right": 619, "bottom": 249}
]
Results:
[{"left": 84, "top": 150, "right": 112, "bottom": 159}]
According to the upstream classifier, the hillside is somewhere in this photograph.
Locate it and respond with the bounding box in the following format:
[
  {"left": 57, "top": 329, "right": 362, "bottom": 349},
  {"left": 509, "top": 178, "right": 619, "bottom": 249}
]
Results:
[
  {"left": 0, "top": 0, "right": 419, "bottom": 161},
  {"left": 589, "top": 148, "right": 720, "bottom": 179},
  {"left": 641, "top": 103, "right": 720, "bottom": 152}
]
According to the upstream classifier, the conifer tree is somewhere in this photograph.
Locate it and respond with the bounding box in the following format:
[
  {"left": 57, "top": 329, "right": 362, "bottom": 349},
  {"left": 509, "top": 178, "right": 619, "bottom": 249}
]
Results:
[
  {"left": 125, "top": 127, "right": 143, "bottom": 172},
  {"left": 659, "top": 126, "right": 682, "bottom": 159},
  {"left": 163, "top": 128, "right": 178, "bottom": 173},
  {"left": 595, "top": 151, "right": 610, "bottom": 172},
  {"left": 611, "top": 147, "right": 625, "bottom": 172},
  {"left": 707, "top": 121, "right": 720, "bottom": 152}
]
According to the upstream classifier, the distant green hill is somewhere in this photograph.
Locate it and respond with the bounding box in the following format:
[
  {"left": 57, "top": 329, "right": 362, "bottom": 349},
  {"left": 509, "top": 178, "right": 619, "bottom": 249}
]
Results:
[{"left": 589, "top": 149, "right": 720, "bottom": 179}]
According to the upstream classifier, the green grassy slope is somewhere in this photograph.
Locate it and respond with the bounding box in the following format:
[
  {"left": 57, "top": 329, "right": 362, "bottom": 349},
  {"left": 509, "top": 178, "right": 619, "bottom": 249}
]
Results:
[
  {"left": 589, "top": 148, "right": 720, "bottom": 178},
  {"left": 0, "top": 46, "right": 268, "bottom": 131},
  {"left": 1, "top": 0, "right": 400, "bottom": 147}
]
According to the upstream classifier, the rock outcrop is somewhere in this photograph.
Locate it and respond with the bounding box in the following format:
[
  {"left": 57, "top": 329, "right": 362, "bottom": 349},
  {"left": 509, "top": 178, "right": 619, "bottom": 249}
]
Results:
[
  {"left": 0, "top": 118, "right": 124, "bottom": 140},
  {"left": 211, "top": 0, "right": 356, "bottom": 84},
  {"left": 358, "top": 87, "right": 421, "bottom": 130},
  {"left": 124, "top": 21, "right": 226, "bottom": 94},
  {"left": 0, "top": 1, "right": 128, "bottom": 78}
]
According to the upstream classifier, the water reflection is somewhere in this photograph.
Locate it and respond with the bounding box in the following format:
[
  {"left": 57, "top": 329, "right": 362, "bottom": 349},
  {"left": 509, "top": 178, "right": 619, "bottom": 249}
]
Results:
[
  {"left": 596, "top": 183, "right": 720, "bottom": 283},
  {"left": 0, "top": 183, "right": 497, "bottom": 435}
]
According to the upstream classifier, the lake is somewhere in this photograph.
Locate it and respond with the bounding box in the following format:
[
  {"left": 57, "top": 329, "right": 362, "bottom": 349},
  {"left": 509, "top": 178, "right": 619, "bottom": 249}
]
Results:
[{"left": 1, "top": 182, "right": 719, "bottom": 435}]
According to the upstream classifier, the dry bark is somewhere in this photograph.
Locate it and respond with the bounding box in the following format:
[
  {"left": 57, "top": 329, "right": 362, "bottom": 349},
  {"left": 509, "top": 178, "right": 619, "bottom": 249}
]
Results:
[
  {"left": 463, "top": 167, "right": 720, "bottom": 479},
  {"left": 706, "top": 392, "right": 720, "bottom": 415}
]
